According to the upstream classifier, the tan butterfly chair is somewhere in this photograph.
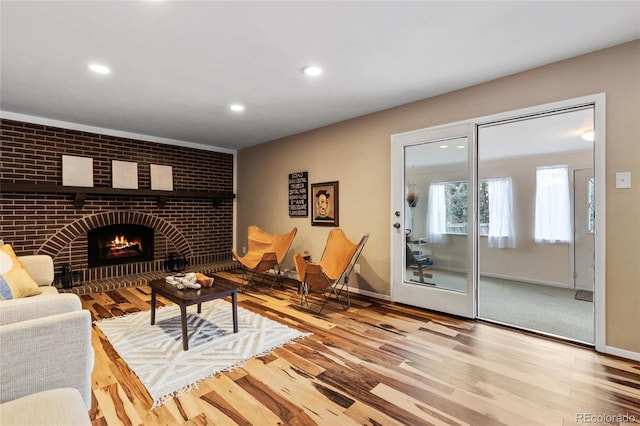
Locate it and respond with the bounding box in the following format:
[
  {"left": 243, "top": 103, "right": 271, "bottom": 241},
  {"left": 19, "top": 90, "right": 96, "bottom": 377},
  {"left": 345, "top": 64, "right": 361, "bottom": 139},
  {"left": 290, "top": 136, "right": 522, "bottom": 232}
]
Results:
[
  {"left": 294, "top": 229, "right": 369, "bottom": 313},
  {"left": 232, "top": 226, "right": 297, "bottom": 287}
]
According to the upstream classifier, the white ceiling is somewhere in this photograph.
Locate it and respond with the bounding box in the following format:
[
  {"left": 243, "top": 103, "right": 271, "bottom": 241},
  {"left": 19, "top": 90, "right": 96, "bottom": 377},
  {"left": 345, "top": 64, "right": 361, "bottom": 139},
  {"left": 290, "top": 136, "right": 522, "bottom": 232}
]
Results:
[{"left": 1, "top": 1, "right": 638, "bottom": 151}]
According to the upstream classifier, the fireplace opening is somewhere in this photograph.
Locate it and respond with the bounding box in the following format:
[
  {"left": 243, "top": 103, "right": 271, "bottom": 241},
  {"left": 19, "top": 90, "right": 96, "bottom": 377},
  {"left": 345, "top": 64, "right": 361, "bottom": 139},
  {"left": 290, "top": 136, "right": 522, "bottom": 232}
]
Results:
[{"left": 88, "top": 224, "right": 154, "bottom": 268}]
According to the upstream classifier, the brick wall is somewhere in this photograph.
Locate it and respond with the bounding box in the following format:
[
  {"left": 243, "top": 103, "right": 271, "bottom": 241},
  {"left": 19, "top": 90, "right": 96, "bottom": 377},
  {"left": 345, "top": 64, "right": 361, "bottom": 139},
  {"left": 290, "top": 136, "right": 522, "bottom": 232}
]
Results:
[{"left": 0, "top": 118, "right": 234, "bottom": 282}]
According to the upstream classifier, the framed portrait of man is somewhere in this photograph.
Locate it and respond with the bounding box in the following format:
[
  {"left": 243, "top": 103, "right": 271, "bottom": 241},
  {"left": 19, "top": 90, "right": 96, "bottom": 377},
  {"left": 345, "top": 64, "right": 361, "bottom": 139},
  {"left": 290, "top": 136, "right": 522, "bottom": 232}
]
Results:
[{"left": 311, "top": 181, "right": 339, "bottom": 226}]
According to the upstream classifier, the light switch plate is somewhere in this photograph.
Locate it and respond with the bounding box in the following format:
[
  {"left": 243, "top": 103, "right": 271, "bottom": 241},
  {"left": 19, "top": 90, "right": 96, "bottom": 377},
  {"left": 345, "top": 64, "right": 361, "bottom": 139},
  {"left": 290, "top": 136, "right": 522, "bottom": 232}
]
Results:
[{"left": 616, "top": 172, "right": 631, "bottom": 189}]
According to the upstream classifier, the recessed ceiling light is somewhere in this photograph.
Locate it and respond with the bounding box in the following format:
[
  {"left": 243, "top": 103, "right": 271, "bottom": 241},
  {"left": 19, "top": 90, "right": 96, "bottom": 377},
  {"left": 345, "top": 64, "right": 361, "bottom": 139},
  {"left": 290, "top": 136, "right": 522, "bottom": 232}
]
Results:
[
  {"left": 230, "top": 104, "right": 245, "bottom": 112},
  {"left": 457, "top": 145, "right": 465, "bottom": 149},
  {"left": 581, "top": 129, "right": 595, "bottom": 141},
  {"left": 439, "top": 145, "right": 449, "bottom": 149},
  {"left": 302, "top": 65, "right": 323, "bottom": 77},
  {"left": 88, "top": 63, "right": 111, "bottom": 74}
]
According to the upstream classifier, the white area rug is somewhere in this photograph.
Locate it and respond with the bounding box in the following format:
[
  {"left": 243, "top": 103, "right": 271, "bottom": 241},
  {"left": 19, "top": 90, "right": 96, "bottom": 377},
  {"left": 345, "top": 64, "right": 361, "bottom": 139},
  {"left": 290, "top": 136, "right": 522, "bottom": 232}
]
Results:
[{"left": 95, "top": 300, "right": 309, "bottom": 407}]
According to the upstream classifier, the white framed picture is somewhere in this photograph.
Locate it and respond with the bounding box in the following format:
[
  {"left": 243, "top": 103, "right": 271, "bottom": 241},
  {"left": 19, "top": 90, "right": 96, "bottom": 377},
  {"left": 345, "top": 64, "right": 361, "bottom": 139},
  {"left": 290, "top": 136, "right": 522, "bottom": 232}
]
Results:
[
  {"left": 112, "top": 160, "right": 139, "bottom": 189},
  {"left": 62, "top": 155, "right": 94, "bottom": 187},
  {"left": 150, "top": 164, "right": 173, "bottom": 191}
]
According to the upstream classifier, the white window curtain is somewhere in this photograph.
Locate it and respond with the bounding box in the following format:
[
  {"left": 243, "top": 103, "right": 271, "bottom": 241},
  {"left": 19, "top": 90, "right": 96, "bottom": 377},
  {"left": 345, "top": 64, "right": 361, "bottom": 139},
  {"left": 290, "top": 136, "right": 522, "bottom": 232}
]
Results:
[
  {"left": 487, "top": 177, "right": 516, "bottom": 248},
  {"left": 426, "top": 183, "right": 447, "bottom": 244},
  {"left": 535, "top": 166, "right": 571, "bottom": 243}
]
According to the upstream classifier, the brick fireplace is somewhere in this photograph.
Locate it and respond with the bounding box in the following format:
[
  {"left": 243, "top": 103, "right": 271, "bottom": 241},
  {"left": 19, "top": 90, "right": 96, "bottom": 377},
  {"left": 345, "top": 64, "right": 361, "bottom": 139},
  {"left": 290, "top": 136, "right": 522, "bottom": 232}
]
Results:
[{"left": 0, "top": 118, "right": 235, "bottom": 287}]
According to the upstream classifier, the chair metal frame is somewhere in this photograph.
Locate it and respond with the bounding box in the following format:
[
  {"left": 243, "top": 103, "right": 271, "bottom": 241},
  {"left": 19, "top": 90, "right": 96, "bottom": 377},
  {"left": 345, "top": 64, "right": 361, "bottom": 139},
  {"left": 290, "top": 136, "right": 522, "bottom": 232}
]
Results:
[
  {"left": 232, "top": 226, "right": 297, "bottom": 288},
  {"left": 296, "top": 230, "right": 369, "bottom": 314},
  {"left": 238, "top": 252, "right": 280, "bottom": 287}
]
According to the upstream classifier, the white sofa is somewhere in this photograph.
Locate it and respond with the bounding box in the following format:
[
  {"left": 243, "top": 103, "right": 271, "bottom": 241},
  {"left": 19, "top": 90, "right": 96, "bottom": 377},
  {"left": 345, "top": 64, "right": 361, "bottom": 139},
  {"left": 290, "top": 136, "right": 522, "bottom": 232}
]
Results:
[{"left": 0, "top": 255, "right": 93, "bottom": 425}]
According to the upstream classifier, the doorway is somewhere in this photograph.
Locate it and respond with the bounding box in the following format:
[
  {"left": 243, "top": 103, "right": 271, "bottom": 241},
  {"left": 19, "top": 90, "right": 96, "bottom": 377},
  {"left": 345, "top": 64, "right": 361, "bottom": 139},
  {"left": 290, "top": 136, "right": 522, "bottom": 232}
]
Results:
[
  {"left": 476, "top": 107, "right": 595, "bottom": 344},
  {"left": 391, "top": 94, "right": 604, "bottom": 348}
]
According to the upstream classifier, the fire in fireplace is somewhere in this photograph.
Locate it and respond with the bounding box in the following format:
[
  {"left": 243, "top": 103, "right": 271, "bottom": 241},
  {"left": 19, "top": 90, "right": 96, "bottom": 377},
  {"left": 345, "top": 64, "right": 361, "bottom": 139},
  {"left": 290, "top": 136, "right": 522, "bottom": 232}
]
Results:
[{"left": 88, "top": 224, "right": 154, "bottom": 268}]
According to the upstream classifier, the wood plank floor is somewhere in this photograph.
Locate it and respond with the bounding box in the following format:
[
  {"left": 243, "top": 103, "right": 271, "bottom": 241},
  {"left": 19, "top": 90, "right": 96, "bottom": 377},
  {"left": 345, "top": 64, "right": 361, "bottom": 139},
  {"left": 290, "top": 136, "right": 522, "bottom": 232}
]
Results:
[{"left": 82, "top": 270, "right": 640, "bottom": 425}]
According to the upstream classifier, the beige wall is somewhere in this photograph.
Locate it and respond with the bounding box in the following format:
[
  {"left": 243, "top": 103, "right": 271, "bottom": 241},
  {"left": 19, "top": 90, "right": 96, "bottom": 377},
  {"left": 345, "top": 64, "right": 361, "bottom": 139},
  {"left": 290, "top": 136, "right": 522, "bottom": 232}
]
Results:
[{"left": 237, "top": 40, "right": 640, "bottom": 353}]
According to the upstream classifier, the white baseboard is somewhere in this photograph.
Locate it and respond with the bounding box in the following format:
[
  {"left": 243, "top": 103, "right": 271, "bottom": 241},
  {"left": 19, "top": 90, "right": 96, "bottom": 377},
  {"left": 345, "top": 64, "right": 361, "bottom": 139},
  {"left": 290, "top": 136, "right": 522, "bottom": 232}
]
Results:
[
  {"left": 604, "top": 345, "right": 640, "bottom": 362},
  {"left": 284, "top": 269, "right": 392, "bottom": 301},
  {"left": 479, "top": 271, "right": 570, "bottom": 288},
  {"left": 282, "top": 269, "right": 298, "bottom": 279},
  {"left": 348, "top": 286, "right": 391, "bottom": 301},
  {"left": 282, "top": 268, "right": 390, "bottom": 300},
  {"left": 426, "top": 267, "right": 572, "bottom": 288}
]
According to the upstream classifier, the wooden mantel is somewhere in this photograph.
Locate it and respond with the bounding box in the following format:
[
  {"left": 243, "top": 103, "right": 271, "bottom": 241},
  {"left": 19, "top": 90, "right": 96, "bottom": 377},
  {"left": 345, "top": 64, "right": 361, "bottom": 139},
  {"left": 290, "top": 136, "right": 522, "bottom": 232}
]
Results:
[{"left": 1, "top": 181, "right": 235, "bottom": 208}]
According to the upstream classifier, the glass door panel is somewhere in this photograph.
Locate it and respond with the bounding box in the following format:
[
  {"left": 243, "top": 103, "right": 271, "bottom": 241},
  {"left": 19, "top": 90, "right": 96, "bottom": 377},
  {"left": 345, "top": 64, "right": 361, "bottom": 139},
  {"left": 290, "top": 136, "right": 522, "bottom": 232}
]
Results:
[{"left": 404, "top": 137, "right": 469, "bottom": 292}]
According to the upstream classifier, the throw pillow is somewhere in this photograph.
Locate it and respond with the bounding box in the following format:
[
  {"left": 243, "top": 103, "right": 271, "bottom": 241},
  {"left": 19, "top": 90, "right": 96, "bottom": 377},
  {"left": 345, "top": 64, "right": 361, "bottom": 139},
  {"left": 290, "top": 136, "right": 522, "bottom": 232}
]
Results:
[{"left": 0, "top": 244, "right": 42, "bottom": 300}]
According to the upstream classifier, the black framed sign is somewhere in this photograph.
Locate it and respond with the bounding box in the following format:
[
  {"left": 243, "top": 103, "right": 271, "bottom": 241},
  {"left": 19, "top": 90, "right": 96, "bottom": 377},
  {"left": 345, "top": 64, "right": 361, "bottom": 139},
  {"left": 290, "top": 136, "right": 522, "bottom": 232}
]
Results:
[
  {"left": 311, "top": 181, "right": 339, "bottom": 227},
  {"left": 288, "top": 171, "right": 308, "bottom": 217}
]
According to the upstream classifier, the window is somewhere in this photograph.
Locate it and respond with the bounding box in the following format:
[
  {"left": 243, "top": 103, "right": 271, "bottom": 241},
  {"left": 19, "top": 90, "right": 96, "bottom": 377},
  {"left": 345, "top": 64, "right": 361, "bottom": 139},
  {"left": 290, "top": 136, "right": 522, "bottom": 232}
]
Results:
[
  {"left": 444, "top": 181, "right": 467, "bottom": 234},
  {"left": 442, "top": 181, "right": 489, "bottom": 235},
  {"left": 427, "top": 179, "right": 514, "bottom": 246},
  {"left": 535, "top": 166, "right": 571, "bottom": 243}
]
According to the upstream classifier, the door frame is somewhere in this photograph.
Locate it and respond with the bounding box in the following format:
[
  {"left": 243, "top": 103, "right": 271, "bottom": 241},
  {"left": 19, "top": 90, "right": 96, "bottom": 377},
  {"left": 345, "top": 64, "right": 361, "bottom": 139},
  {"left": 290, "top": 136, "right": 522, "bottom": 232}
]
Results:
[{"left": 390, "top": 93, "right": 606, "bottom": 352}]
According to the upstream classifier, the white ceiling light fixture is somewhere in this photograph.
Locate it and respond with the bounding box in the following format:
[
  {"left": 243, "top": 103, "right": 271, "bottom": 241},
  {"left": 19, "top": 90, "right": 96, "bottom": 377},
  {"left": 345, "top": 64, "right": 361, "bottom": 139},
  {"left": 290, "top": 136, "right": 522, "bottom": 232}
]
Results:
[
  {"left": 581, "top": 129, "right": 595, "bottom": 141},
  {"left": 440, "top": 145, "right": 449, "bottom": 149},
  {"left": 88, "top": 63, "right": 111, "bottom": 75},
  {"left": 230, "top": 103, "right": 245, "bottom": 112},
  {"left": 302, "top": 65, "right": 323, "bottom": 77}
]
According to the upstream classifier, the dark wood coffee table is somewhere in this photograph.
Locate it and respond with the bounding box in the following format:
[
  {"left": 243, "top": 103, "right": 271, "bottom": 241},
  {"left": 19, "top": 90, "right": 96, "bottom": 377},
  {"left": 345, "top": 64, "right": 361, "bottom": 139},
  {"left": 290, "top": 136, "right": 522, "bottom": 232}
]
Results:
[{"left": 148, "top": 276, "right": 240, "bottom": 351}]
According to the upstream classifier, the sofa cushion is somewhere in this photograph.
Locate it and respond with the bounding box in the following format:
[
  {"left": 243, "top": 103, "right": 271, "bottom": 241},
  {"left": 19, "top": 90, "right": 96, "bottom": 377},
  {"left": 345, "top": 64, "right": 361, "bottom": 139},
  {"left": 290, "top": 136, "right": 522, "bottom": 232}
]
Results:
[
  {"left": 18, "top": 255, "right": 55, "bottom": 287},
  {"left": 0, "top": 293, "right": 81, "bottom": 326},
  {"left": 0, "top": 245, "right": 41, "bottom": 300},
  {"left": 39, "top": 286, "right": 59, "bottom": 296},
  {"left": 0, "top": 388, "right": 91, "bottom": 426}
]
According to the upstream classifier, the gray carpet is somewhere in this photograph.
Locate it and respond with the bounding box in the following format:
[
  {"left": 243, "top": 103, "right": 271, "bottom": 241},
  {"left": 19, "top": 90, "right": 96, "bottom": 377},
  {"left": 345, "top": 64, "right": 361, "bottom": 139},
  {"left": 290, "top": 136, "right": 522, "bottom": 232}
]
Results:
[{"left": 478, "top": 277, "right": 594, "bottom": 344}]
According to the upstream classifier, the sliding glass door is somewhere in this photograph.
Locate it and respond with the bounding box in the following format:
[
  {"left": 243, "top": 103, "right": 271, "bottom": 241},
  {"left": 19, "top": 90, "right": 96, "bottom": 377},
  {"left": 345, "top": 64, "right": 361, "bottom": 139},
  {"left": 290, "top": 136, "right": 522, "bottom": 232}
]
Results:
[{"left": 391, "top": 95, "right": 604, "bottom": 348}]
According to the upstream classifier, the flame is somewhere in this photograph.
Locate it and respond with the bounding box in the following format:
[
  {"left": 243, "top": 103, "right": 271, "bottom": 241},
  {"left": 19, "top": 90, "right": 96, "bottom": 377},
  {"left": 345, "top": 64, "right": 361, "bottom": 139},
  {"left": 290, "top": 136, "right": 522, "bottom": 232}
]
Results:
[
  {"left": 105, "top": 235, "right": 142, "bottom": 254},
  {"left": 111, "top": 235, "right": 131, "bottom": 249}
]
